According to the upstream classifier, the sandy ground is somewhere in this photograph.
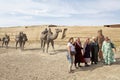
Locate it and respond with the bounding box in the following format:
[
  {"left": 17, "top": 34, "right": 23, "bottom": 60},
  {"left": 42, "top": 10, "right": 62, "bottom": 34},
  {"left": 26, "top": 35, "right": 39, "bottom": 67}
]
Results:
[{"left": 0, "top": 42, "right": 120, "bottom": 80}]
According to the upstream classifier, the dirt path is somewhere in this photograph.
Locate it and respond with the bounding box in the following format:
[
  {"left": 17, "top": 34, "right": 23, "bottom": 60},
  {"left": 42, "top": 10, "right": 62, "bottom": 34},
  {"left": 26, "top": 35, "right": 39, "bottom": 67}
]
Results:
[{"left": 0, "top": 44, "right": 120, "bottom": 80}]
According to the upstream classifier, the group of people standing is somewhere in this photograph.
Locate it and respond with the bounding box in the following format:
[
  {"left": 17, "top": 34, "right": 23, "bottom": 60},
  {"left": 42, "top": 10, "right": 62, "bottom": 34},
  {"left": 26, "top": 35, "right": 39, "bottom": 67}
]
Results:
[{"left": 67, "top": 29, "right": 116, "bottom": 73}]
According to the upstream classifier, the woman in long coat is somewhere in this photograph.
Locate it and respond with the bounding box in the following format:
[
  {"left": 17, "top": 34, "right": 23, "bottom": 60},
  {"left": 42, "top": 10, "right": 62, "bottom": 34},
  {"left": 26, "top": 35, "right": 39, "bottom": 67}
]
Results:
[
  {"left": 74, "top": 38, "right": 85, "bottom": 68},
  {"left": 83, "top": 38, "right": 91, "bottom": 66},
  {"left": 91, "top": 37, "right": 99, "bottom": 64}
]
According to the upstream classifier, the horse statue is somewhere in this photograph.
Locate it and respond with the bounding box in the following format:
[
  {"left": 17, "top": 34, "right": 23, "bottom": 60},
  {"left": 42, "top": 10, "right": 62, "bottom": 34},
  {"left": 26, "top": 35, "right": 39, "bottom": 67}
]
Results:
[
  {"left": 15, "top": 32, "right": 28, "bottom": 50},
  {"left": 2, "top": 34, "right": 10, "bottom": 48}
]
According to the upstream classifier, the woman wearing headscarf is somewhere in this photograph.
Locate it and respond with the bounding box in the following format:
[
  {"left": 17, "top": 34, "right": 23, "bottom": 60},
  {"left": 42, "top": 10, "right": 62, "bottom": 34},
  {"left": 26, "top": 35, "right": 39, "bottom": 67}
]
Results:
[
  {"left": 102, "top": 37, "right": 116, "bottom": 65},
  {"left": 91, "top": 37, "right": 99, "bottom": 64},
  {"left": 83, "top": 38, "right": 91, "bottom": 66},
  {"left": 74, "top": 37, "right": 85, "bottom": 68}
]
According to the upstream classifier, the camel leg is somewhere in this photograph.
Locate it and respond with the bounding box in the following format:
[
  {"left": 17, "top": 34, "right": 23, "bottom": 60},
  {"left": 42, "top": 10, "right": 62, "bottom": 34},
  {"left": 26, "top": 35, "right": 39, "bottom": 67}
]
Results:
[
  {"left": 19, "top": 41, "right": 22, "bottom": 49},
  {"left": 23, "top": 41, "right": 25, "bottom": 50},
  {"left": 5, "top": 41, "right": 8, "bottom": 49},
  {"left": 51, "top": 40, "right": 55, "bottom": 52},
  {"left": 7, "top": 42, "right": 8, "bottom": 48},
  {"left": 19, "top": 42, "right": 21, "bottom": 48},
  {"left": 41, "top": 39, "right": 43, "bottom": 48},
  {"left": 7, "top": 41, "right": 9, "bottom": 48},
  {"left": 16, "top": 41, "right": 18, "bottom": 49},
  {"left": 98, "top": 50, "right": 103, "bottom": 61},
  {"left": 21, "top": 42, "right": 24, "bottom": 50},
  {"left": 2, "top": 41, "right": 4, "bottom": 47},
  {"left": 43, "top": 40, "right": 46, "bottom": 52},
  {"left": 46, "top": 41, "right": 50, "bottom": 53},
  {"left": 5, "top": 42, "right": 7, "bottom": 48}
]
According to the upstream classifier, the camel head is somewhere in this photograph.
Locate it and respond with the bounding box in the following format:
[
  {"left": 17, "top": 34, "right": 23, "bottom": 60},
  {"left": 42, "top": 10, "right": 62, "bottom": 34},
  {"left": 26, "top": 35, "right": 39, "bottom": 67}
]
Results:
[
  {"left": 55, "top": 29, "right": 62, "bottom": 33},
  {"left": 98, "top": 29, "right": 103, "bottom": 35},
  {"left": 64, "top": 28, "right": 67, "bottom": 31},
  {"left": 61, "top": 28, "right": 68, "bottom": 39}
]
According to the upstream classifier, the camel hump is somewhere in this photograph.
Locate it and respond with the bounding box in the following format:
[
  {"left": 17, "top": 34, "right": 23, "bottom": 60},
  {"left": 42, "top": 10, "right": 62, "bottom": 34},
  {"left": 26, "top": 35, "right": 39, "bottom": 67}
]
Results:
[
  {"left": 23, "top": 34, "right": 28, "bottom": 41},
  {"left": 41, "top": 28, "right": 48, "bottom": 34},
  {"left": 4, "top": 38, "right": 9, "bottom": 42},
  {"left": 15, "top": 35, "right": 19, "bottom": 41},
  {"left": 2, "top": 37, "right": 6, "bottom": 41},
  {"left": 48, "top": 32, "right": 53, "bottom": 35},
  {"left": 41, "top": 30, "right": 48, "bottom": 34},
  {"left": 3, "top": 35, "right": 9, "bottom": 42}
]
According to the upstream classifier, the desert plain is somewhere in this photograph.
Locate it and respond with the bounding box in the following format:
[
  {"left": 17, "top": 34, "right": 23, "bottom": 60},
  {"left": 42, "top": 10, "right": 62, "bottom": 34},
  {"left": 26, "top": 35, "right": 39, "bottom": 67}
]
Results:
[{"left": 0, "top": 25, "right": 120, "bottom": 80}]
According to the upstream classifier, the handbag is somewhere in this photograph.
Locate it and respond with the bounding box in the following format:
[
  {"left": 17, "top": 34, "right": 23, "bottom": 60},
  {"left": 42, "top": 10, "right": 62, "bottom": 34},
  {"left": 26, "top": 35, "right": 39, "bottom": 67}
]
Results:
[
  {"left": 110, "top": 42, "right": 114, "bottom": 48},
  {"left": 70, "top": 51, "right": 76, "bottom": 55}
]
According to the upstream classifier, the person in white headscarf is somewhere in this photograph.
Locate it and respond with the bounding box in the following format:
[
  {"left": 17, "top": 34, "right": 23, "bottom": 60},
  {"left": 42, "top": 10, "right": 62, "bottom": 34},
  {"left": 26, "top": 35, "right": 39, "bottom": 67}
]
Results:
[{"left": 102, "top": 37, "right": 116, "bottom": 65}]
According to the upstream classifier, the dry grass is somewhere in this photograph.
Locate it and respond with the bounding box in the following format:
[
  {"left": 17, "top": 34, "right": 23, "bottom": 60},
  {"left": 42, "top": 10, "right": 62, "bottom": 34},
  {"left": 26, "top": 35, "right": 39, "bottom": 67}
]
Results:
[{"left": 0, "top": 26, "right": 120, "bottom": 46}]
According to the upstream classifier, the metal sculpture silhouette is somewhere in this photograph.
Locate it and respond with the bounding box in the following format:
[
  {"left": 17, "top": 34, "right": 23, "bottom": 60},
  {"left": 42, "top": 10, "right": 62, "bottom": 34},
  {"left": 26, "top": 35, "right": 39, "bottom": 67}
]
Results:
[
  {"left": 40, "top": 28, "right": 62, "bottom": 53},
  {"left": 15, "top": 32, "right": 28, "bottom": 50}
]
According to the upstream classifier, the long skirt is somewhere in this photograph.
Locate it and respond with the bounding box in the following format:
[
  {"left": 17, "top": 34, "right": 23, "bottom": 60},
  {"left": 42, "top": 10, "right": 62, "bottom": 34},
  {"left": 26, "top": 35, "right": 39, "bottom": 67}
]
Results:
[
  {"left": 84, "top": 58, "right": 91, "bottom": 63},
  {"left": 103, "top": 50, "right": 115, "bottom": 65}
]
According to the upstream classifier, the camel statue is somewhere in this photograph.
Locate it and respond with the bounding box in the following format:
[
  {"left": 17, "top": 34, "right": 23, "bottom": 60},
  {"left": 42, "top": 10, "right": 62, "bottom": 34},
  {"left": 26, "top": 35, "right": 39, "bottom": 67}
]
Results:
[
  {"left": 40, "top": 28, "right": 48, "bottom": 48},
  {"left": 15, "top": 32, "right": 28, "bottom": 50},
  {"left": 61, "top": 28, "right": 67, "bottom": 39},
  {"left": 41, "top": 28, "right": 62, "bottom": 53},
  {"left": 2, "top": 34, "right": 10, "bottom": 48},
  {"left": 96, "top": 29, "right": 105, "bottom": 60}
]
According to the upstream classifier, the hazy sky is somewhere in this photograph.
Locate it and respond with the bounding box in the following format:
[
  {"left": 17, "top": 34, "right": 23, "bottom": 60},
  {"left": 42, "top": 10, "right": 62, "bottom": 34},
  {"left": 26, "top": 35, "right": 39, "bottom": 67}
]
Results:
[{"left": 0, "top": 0, "right": 120, "bottom": 27}]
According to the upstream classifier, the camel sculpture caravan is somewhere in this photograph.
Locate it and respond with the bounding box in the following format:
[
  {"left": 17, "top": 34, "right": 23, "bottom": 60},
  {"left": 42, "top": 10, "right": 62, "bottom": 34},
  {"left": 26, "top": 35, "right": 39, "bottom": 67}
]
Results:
[
  {"left": 0, "top": 28, "right": 66, "bottom": 52},
  {"left": 0, "top": 28, "right": 106, "bottom": 55},
  {"left": 1, "top": 34, "right": 10, "bottom": 48},
  {"left": 40, "top": 28, "right": 62, "bottom": 53},
  {"left": 15, "top": 32, "right": 28, "bottom": 50}
]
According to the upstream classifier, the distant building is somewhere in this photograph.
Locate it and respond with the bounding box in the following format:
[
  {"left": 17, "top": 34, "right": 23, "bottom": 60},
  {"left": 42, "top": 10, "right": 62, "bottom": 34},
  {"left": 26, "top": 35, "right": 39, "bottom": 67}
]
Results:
[
  {"left": 104, "top": 24, "right": 120, "bottom": 28},
  {"left": 48, "top": 25, "right": 57, "bottom": 27}
]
